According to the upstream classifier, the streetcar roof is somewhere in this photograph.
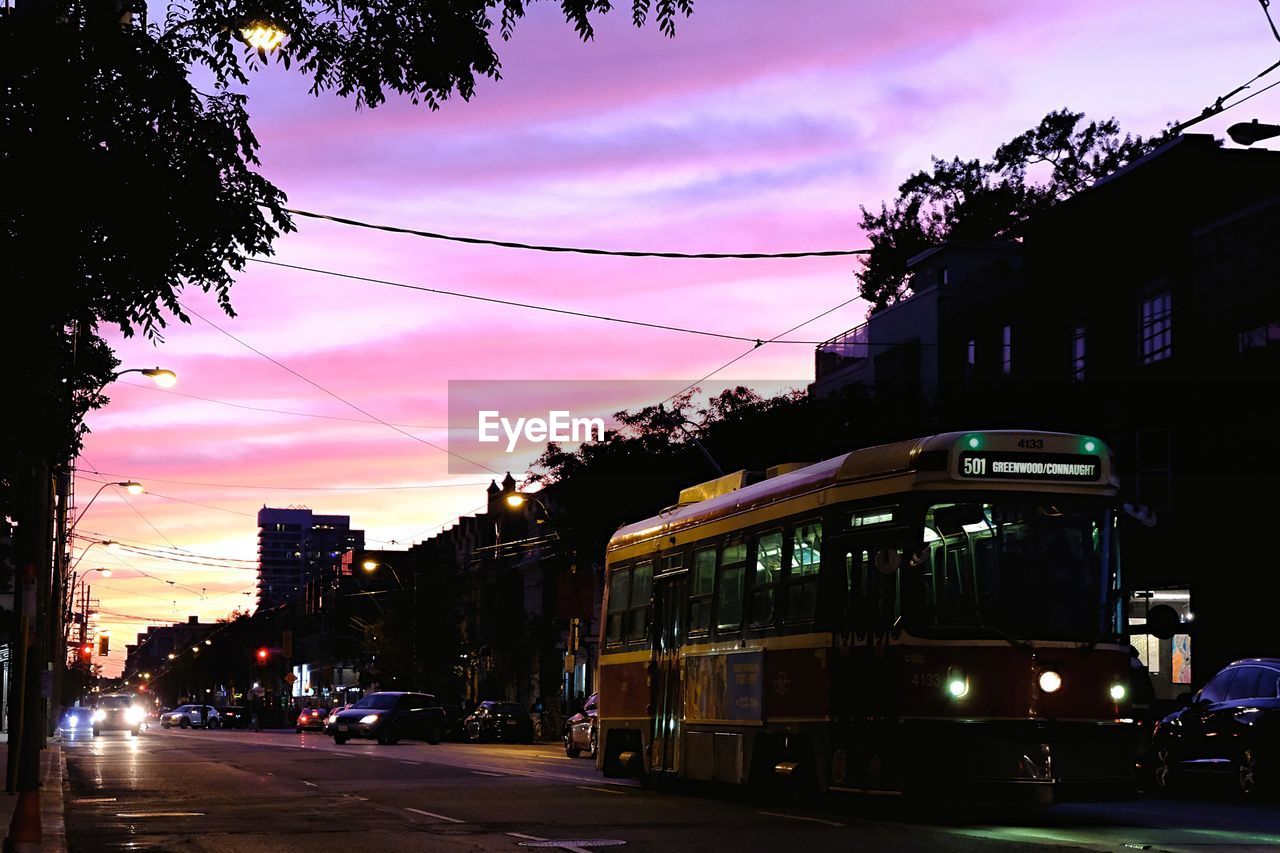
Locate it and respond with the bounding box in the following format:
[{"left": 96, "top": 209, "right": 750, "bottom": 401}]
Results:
[{"left": 607, "top": 430, "right": 1112, "bottom": 554}]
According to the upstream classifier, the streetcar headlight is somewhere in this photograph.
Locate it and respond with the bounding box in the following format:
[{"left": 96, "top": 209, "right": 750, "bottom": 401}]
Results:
[
  {"left": 947, "top": 676, "right": 969, "bottom": 699},
  {"left": 1038, "top": 670, "right": 1063, "bottom": 693},
  {"left": 1109, "top": 683, "right": 1127, "bottom": 702},
  {"left": 92, "top": 709, "right": 107, "bottom": 721}
]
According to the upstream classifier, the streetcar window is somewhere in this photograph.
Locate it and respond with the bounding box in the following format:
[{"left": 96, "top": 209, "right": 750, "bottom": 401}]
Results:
[
  {"left": 690, "top": 547, "right": 716, "bottom": 635},
  {"left": 751, "top": 531, "right": 784, "bottom": 627},
  {"left": 715, "top": 540, "right": 747, "bottom": 631},
  {"left": 910, "top": 501, "right": 1118, "bottom": 642},
  {"left": 661, "top": 553, "right": 684, "bottom": 574},
  {"left": 606, "top": 567, "right": 631, "bottom": 645},
  {"left": 784, "top": 521, "right": 822, "bottom": 622},
  {"left": 628, "top": 561, "right": 654, "bottom": 642}
]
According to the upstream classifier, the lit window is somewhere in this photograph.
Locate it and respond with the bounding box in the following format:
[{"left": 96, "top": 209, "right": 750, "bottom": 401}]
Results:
[
  {"left": 1239, "top": 321, "right": 1280, "bottom": 353},
  {"left": 1140, "top": 291, "right": 1172, "bottom": 364},
  {"left": 1072, "top": 325, "right": 1086, "bottom": 382}
]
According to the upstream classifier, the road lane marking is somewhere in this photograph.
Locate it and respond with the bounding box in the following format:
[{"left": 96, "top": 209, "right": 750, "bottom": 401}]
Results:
[
  {"left": 757, "top": 810, "right": 844, "bottom": 827},
  {"left": 301, "top": 780, "right": 318, "bottom": 787},
  {"left": 507, "top": 833, "right": 547, "bottom": 841},
  {"left": 115, "top": 812, "right": 206, "bottom": 818},
  {"left": 399, "top": 760, "right": 422, "bottom": 765},
  {"left": 472, "top": 771, "right": 505, "bottom": 777},
  {"left": 578, "top": 786, "right": 628, "bottom": 795},
  {"left": 405, "top": 807, "right": 465, "bottom": 823},
  {"left": 72, "top": 797, "right": 117, "bottom": 804}
]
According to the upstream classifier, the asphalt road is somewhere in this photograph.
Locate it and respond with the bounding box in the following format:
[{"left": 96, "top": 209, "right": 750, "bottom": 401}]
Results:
[{"left": 60, "top": 727, "right": 1280, "bottom": 852}]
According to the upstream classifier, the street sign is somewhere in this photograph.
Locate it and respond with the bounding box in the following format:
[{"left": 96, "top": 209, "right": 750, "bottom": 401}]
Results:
[{"left": 283, "top": 673, "right": 297, "bottom": 685}]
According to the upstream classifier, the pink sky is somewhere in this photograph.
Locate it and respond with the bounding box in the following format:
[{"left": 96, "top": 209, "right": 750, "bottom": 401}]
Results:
[{"left": 79, "top": 0, "right": 1280, "bottom": 674}]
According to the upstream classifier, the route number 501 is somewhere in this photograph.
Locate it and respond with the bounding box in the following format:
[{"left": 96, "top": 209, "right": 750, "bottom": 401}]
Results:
[{"left": 962, "top": 457, "right": 987, "bottom": 475}]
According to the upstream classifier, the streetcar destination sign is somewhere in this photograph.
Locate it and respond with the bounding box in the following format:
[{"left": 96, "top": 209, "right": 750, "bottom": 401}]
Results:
[{"left": 958, "top": 451, "right": 1102, "bottom": 481}]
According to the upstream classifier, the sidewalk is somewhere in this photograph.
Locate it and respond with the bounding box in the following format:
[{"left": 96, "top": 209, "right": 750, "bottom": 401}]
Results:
[{"left": 0, "top": 739, "right": 67, "bottom": 853}]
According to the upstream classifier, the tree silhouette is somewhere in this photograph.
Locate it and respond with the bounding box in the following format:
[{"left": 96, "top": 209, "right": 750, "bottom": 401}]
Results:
[
  {"left": 0, "top": 0, "right": 694, "bottom": 543},
  {"left": 856, "top": 109, "right": 1160, "bottom": 312}
]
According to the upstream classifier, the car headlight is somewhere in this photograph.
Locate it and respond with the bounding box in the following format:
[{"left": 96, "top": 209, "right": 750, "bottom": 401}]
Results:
[
  {"left": 93, "top": 709, "right": 107, "bottom": 721},
  {"left": 326, "top": 715, "right": 338, "bottom": 725},
  {"left": 359, "top": 714, "right": 380, "bottom": 725},
  {"left": 67, "top": 716, "right": 78, "bottom": 728},
  {"left": 126, "top": 707, "right": 145, "bottom": 724}
]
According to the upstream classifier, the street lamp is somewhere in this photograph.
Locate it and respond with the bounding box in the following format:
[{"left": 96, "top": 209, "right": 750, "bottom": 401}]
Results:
[
  {"left": 1227, "top": 119, "right": 1280, "bottom": 146},
  {"left": 113, "top": 367, "right": 178, "bottom": 388},
  {"left": 360, "top": 558, "right": 414, "bottom": 688},
  {"left": 69, "top": 480, "right": 144, "bottom": 538}
]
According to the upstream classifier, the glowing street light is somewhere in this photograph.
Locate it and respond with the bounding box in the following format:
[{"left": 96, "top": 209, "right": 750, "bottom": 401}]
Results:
[{"left": 240, "top": 21, "right": 287, "bottom": 51}]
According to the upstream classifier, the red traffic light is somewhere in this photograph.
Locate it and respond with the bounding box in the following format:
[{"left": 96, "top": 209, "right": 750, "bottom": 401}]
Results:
[
  {"left": 256, "top": 648, "right": 269, "bottom": 661},
  {"left": 81, "top": 644, "right": 93, "bottom": 656}
]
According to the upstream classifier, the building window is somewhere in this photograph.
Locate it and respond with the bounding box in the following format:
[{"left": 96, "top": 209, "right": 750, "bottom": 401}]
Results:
[
  {"left": 1140, "top": 291, "right": 1172, "bottom": 364},
  {"left": 1072, "top": 325, "right": 1087, "bottom": 382},
  {"left": 965, "top": 339, "right": 976, "bottom": 381},
  {"left": 1239, "top": 321, "right": 1280, "bottom": 353},
  {"left": 1001, "top": 325, "right": 1012, "bottom": 375}
]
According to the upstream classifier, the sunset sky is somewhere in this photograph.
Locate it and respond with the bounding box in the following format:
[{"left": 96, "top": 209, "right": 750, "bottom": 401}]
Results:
[{"left": 78, "top": 0, "right": 1279, "bottom": 675}]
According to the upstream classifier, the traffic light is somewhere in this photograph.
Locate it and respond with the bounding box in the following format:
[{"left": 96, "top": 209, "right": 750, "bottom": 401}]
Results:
[
  {"left": 98, "top": 634, "right": 110, "bottom": 656},
  {"left": 81, "top": 644, "right": 93, "bottom": 658},
  {"left": 256, "top": 647, "right": 269, "bottom": 662}
]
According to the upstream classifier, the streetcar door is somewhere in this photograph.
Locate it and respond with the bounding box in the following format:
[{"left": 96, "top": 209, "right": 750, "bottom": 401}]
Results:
[{"left": 651, "top": 556, "right": 688, "bottom": 774}]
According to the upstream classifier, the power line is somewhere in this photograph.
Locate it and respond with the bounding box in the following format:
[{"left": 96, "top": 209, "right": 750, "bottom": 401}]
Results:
[
  {"left": 285, "top": 207, "right": 870, "bottom": 259},
  {"left": 118, "top": 381, "right": 457, "bottom": 429},
  {"left": 183, "top": 303, "right": 501, "bottom": 476},
  {"left": 250, "top": 258, "right": 831, "bottom": 345},
  {"left": 662, "top": 294, "right": 864, "bottom": 405},
  {"left": 80, "top": 470, "right": 489, "bottom": 494}
]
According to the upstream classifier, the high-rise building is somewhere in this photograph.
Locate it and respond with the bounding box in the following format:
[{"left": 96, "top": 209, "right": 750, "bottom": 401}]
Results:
[{"left": 257, "top": 507, "right": 364, "bottom": 610}]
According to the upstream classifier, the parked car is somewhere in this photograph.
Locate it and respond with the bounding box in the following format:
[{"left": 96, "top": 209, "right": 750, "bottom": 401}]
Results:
[
  {"left": 160, "top": 704, "right": 220, "bottom": 729},
  {"left": 91, "top": 694, "right": 146, "bottom": 736},
  {"left": 563, "top": 693, "right": 599, "bottom": 759},
  {"left": 1151, "top": 657, "right": 1280, "bottom": 796},
  {"left": 58, "top": 707, "right": 96, "bottom": 739},
  {"left": 463, "top": 700, "right": 535, "bottom": 744},
  {"left": 296, "top": 707, "right": 327, "bottom": 732},
  {"left": 217, "top": 706, "right": 248, "bottom": 729},
  {"left": 329, "top": 692, "right": 445, "bottom": 745}
]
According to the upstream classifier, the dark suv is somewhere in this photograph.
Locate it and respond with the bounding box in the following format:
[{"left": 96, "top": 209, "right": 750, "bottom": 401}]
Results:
[
  {"left": 330, "top": 692, "right": 446, "bottom": 745},
  {"left": 1152, "top": 658, "right": 1280, "bottom": 796}
]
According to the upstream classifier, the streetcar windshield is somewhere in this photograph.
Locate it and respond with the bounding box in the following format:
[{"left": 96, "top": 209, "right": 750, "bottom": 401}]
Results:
[{"left": 909, "top": 500, "right": 1119, "bottom": 642}]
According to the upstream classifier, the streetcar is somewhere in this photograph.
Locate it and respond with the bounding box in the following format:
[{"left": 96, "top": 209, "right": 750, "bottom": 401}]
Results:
[{"left": 596, "top": 430, "right": 1136, "bottom": 802}]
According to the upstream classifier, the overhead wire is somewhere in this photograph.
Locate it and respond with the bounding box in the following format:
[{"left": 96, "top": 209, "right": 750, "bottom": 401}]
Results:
[
  {"left": 284, "top": 207, "right": 870, "bottom": 259},
  {"left": 182, "top": 302, "right": 501, "bottom": 476},
  {"left": 250, "top": 258, "right": 832, "bottom": 345}
]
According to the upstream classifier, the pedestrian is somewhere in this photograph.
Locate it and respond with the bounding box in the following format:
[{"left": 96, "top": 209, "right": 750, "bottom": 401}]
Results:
[{"left": 250, "top": 693, "right": 263, "bottom": 732}]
